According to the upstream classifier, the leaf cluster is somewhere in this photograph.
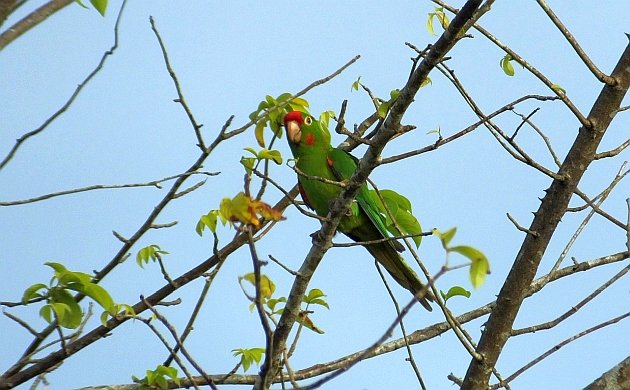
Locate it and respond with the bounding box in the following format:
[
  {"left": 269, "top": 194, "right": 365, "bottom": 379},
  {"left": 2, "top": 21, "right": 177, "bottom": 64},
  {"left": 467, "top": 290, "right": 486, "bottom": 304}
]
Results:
[
  {"left": 22, "top": 262, "right": 117, "bottom": 329},
  {"left": 368, "top": 189, "right": 423, "bottom": 247},
  {"left": 132, "top": 365, "right": 180, "bottom": 389},
  {"left": 433, "top": 227, "right": 490, "bottom": 288},
  {"left": 249, "top": 93, "right": 309, "bottom": 148}
]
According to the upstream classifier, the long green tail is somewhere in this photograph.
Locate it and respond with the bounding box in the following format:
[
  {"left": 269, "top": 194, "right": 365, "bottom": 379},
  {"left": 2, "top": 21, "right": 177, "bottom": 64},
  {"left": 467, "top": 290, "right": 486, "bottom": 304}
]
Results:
[{"left": 364, "top": 242, "right": 434, "bottom": 311}]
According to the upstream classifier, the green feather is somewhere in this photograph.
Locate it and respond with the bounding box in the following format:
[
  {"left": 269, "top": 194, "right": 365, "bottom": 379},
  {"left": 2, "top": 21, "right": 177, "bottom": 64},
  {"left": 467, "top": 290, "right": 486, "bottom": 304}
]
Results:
[{"left": 284, "top": 111, "right": 433, "bottom": 310}]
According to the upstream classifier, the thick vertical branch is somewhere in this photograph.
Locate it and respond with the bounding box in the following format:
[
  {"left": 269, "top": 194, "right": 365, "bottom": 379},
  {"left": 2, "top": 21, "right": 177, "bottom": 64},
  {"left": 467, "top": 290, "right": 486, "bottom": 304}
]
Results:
[
  {"left": 461, "top": 40, "right": 630, "bottom": 389},
  {"left": 257, "top": 1, "right": 485, "bottom": 388}
]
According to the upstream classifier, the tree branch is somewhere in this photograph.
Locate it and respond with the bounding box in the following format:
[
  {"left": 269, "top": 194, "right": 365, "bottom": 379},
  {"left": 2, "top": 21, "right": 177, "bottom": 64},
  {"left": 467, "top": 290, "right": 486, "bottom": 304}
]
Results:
[
  {"left": 0, "top": 0, "right": 74, "bottom": 51},
  {"left": 460, "top": 39, "right": 630, "bottom": 390},
  {"left": 0, "top": 0, "right": 127, "bottom": 171},
  {"left": 258, "top": 1, "right": 487, "bottom": 388}
]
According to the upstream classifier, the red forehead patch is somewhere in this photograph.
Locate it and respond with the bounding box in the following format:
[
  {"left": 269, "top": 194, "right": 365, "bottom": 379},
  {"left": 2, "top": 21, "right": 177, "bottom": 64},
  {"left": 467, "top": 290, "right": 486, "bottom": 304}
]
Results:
[{"left": 283, "top": 111, "right": 303, "bottom": 125}]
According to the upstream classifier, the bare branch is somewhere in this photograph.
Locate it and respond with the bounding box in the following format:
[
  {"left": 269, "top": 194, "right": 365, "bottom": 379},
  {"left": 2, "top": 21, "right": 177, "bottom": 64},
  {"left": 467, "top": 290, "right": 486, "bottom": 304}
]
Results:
[
  {"left": 506, "top": 213, "right": 539, "bottom": 237},
  {"left": 497, "top": 311, "right": 630, "bottom": 387},
  {"left": 513, "top": 263, "right": 630, "bottom": 336},
  {"left": 143, "top": 297, "right": 217, "bottom": 390},
  {"left": 0, "top": 0, "right": 74, "bottom": 51},
  {"left": 0, "top": 0, "right": 127, "bottom": 171},
  {"left": 0, "top": 171, "right": 217, "bottom": 206},
  {"left": 260, "top": 2, "right": 488, "bottom": 387},
  {"left": 461, "top": 41, "right": 630, "bottom": 389},
  {"left": 583, "top": 356, "right": 630, "bottom": 390},
  {"left": 432, "top": 0, "right": 590, "bottom": 126},
  {"left": 594, "top": 138, "right": 630, "bottom": 160},
  {"left": 149, "top": 16, "right": 206, "bottom": 150},
  {"left": 535, "top": 0, "right": 616, "bottom": 85}
]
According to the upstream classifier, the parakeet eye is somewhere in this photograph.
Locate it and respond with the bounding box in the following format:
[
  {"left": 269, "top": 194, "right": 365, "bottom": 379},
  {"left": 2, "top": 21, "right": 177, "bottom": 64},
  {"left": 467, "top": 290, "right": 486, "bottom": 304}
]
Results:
[{"left": 304, "top": 116, "right": 313, "bottom": 125}]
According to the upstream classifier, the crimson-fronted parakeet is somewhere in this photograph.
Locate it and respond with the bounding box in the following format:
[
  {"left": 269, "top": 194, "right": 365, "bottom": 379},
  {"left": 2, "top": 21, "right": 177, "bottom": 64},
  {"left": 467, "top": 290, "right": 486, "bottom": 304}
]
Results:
[{"left": 283, "top": 111, "right": 433, "bottom": 310}]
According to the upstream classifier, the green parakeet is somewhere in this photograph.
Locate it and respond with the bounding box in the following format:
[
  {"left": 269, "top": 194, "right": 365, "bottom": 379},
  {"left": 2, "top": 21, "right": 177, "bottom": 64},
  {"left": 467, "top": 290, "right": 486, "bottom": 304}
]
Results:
[{"left": 283, "top": 110, "right": 433, "bottom": 311}]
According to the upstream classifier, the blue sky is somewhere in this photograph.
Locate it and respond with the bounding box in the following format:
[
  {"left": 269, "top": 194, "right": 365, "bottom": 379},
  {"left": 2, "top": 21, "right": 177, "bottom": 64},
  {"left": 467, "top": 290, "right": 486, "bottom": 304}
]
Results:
[{"left": 1, "top": 1, "right": 628, "bottom": 389}]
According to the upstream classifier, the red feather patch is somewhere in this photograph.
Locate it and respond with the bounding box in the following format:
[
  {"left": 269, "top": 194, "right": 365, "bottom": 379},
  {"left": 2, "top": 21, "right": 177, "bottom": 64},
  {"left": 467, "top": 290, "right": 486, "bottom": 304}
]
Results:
[
  {"left": 305, "top": 133, "right": 315, "bottom": 145},
  {"left": 326, "top": 156, "right": 334, "bottom": 167},
  {"left": 298, "top": 183, "right": 313, "bottom": 210}
]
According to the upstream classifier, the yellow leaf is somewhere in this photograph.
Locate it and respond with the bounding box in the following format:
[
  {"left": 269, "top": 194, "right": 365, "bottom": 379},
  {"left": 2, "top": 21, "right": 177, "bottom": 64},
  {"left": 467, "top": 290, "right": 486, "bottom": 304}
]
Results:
[{"left": 220, "top": 192, "right": 285, "bottom": 227}]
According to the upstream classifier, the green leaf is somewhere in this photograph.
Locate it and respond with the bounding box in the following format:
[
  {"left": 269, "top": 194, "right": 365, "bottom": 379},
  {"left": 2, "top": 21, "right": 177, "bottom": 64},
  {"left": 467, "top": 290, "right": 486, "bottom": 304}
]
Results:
[
  {"left": 75, "top": 0, "right": 89, "bottom": 9},
  {"left": 351, "top": 76, "right": 362, "bottom": 91},
  {"left": 265, "top": 95, "right": 276, "bottom": 106},
  {"left": 45, "top": 261, "right": 68, "bottom": 274},
  {"left": 450, "top": 245, "right": 490, "bottom": 288},
  {"left": 241, "top": 273, "right": 276, "bottom": 299},
  {"left": 266, "top": 297, "right": 286, "bottom": 313},
  {"left": 433, "top": 227, "right": 457, "bottom": 248},
  {"left": 258, "top": 149, "right": 283, "bottom": 165},
  {"left": 276, "top": 92, "right": 292, "bottom": 102},
  {"left": 22, "top": 283, "right": 48, "bottom": 303},
  {"left": 232, "top": 348, "right": 265, "bottom": 372},
  {"left": 40, "top": 304, "right": 53, "bottom": 324},
  {"left": 420, "top": 76, "right": 432, "bottom": 88},
  {"left": 427, "top": 7, "right": 448, "bottom": 35},
  {"left": 319, "top": 110, "right": 335, "bottom": 129},
  {"left": 440, "top": 286, "right": 471, "bottom": 302},
  {"left": 389, "top": 208, "right": 423, "bottom": 247},
  {"left": 136, "top": 245, "right": 169, "bottom": 268},
  {"left": 80, "top": 283, "right": 114, "bottom": 312},
  {"left": 427, "top": 12, "right": 436, "bottom": 36},
  {"left": 377, "top": 101, "right": 390, "bottom": 118},
  {"left": 240, "top": 157, "right": 256, "bottom": 175},
  {"left": 288, "top": 97, "right": 309, "bottom": 111},
  {"left": 500, "top": 54, "right": 515, "bottom": 76},
  {"left": 380, "top": 189, "right": 412, "bottom": 212},
  {"left": 255, "top": 121, "right": 266, "bottom": 148},
  {"left": 89, "top": 0, "right": 107, "bottom": 16},
  {"left": 269, "top": 119, "right": 282, "bottom": 139},
  {"left": 551, "top": 83, "right": 566, "bottom": 94},
  {"left": 197, "top": 211, "right": 219, "bottom": 236},
  {"left": 303, "top": 288, "right": 329, "bottom": 309},
  {"left": 243, "top": 147, "right": 258, "bottom": 157},
  {"left": 50, "top": 288, "right": 83, "bottom": 328}
]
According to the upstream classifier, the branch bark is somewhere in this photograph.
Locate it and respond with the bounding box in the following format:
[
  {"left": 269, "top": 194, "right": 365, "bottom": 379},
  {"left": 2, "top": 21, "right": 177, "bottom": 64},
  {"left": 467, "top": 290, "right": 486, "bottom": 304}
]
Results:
[
  {"left": 460, "top": 39, "right": 630, "bottom": 389},
  {"left": 583, "top": 356, "right": 630, "bottom": 390},
  {"left": 0, "top": 0, "right": 74, "bottom": 51},
  {"left": 257, "top": 1, "right": 486, "bottom": 388}
]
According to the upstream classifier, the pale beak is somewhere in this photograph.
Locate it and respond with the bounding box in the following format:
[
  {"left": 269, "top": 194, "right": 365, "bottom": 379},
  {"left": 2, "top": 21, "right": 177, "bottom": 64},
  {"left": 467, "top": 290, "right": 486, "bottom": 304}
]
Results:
[{"left": 286, "top": 120, "right": 302, "bottom": 144}]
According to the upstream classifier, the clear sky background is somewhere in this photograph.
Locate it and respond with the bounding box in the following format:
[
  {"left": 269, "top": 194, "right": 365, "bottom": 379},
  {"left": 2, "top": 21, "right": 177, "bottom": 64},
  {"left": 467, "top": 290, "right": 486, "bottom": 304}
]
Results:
[{"left": 1, "top": 1, "right": 628, "bottom": 389}]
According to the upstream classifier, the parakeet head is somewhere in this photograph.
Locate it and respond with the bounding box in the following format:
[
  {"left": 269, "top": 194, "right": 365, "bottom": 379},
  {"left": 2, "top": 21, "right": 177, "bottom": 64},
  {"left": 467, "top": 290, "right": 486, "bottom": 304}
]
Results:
[{"left": 283, "top": 111, "right": 331, "bottom": 151}]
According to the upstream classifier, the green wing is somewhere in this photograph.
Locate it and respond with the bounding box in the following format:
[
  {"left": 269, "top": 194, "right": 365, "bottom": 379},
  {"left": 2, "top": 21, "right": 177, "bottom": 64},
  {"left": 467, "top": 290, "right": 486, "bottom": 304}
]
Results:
[{"left": 326, "top": 148, "right": 404, "bottom": 252}]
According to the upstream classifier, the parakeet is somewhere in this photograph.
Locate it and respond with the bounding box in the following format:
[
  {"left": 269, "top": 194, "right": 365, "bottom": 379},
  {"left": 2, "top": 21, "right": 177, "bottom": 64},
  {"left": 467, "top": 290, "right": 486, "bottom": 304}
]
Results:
[{"left": 283, "top": 110, "right": 433, "bottom": 310}]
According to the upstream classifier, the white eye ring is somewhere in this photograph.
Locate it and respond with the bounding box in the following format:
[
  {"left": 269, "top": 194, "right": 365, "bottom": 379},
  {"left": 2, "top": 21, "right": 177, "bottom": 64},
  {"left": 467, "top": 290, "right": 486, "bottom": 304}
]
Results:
[{"left": 304, "top": 116, "right": 313, "bottom": 125}]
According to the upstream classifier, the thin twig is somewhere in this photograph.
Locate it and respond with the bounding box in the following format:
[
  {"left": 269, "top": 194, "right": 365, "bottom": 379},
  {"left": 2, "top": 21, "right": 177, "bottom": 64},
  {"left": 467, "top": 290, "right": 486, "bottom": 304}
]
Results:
[
  {"left": 535, "top": 0, "right": 615, "bottom": 85},
  {"left": 149, "top": 16, "right": 206, "bottom": 150},
  {"left": 268, "top": 255, "right": 299, "bottom": 276},
  {"left": 506, "top": 213, "right": 539, "bottom": 237},
  {"left": 496, "top": 312, "right": 630, "bottom": 387},
  {"left": 513, "top": 263, "right": 630, "bottom": 336},
  {"left": 137, "top": 316, "right": 201, "bottom": 390},
  {"left": 432, "top": 0, "right": 590, "bottom": 126},
  {"left": 0, "top": 0, "right": 127, "bottom": 171},
  {"left": 143, "top": 298, "right": 217, "bottom": 390},
  {"left": 0, "top": 171, "right": 218, "bottom": 206},
  {"left": 374, "top": 262, "right": 427, "bottom": 390}
]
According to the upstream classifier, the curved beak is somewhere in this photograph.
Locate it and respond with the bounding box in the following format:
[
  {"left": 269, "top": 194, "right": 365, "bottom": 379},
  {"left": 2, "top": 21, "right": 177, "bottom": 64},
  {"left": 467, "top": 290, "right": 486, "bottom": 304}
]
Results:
[{"left": 286, "top": 120, "right": 302, "bottom": 144}]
